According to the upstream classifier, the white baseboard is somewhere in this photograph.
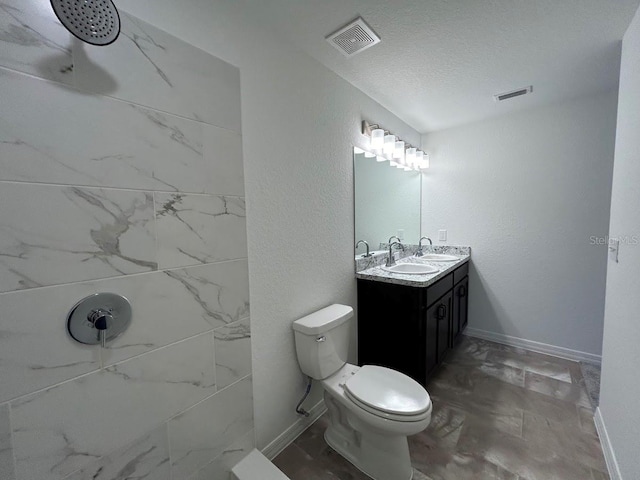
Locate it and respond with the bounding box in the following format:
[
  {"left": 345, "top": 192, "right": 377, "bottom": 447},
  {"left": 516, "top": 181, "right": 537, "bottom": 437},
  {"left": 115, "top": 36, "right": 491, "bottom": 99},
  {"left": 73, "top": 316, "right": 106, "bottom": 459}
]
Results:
[
  {"left": 464, "top": 327, "right": 602, "bottom": 364},
  {"left": 261, "top": 400, "right": 326, "bottom": 461},
  {"left": 594, "top": 407, "right": 622, "bottom": 480}
]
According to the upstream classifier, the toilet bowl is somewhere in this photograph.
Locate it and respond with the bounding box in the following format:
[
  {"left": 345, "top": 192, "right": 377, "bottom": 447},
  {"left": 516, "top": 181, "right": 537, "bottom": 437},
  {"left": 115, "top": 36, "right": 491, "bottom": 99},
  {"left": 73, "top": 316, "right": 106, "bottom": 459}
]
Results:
[{"left": 293, "top": 304, "right": 431, "bottom": 480}]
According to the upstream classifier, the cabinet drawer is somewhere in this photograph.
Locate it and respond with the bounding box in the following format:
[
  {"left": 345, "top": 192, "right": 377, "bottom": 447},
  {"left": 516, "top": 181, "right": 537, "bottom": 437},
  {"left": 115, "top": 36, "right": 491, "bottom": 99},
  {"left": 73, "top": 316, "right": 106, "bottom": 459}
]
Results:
[
  {"left": 426, "top": 273, "right": 453, "bottom": 308},
  {"left": 454, "top": 262, "right": 469, "bottom": 285}
]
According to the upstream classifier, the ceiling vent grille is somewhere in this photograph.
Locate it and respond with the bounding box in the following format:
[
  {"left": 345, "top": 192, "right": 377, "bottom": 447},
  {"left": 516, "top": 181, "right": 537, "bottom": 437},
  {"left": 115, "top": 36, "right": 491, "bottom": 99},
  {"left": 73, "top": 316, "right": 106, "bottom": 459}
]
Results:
[
  {"left": 494, "top": 86, "right": 533, "bottom": 102},
  {"left": 326, "top": 17, "right": 381, "bottom": 57}
]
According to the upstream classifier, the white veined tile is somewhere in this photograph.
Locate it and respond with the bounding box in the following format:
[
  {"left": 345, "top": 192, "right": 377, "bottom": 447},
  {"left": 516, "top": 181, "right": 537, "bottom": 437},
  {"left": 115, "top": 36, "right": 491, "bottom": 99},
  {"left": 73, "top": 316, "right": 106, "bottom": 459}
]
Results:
[
  {"left": 214, "top": 317, "right": 252, "bottom": 389},
  {"left": 154, "top": 193, "right": 247, "bottom": 269},
  {"left": 184, "top": 429, "right": 255, "bottom": 480},
  {"left": 168, "top": 376, "right": 254, "bottom": 480},
  {"left": 64, "top": 425, "right": 171, "bottom": 480},
  {"left": 0, "top": 0, "right": 73, "bottom": 84},
  {"left": 0, "top": 404, "right": 16, "bottom": 480},
  {"left": 0, "top": 183, "right": 157, "bottom": 292},
  {"left": 101, "top": 261, "right": 249, "bottom": 364},
  {"left": 11, "top": 332, "right": 216, "bottom": 480},
  {"left": 161, "top": 260, "right": 250, "bottom": 330},
  {"left": 0, "top": 68, "right": 218, "bottom": 193},
  {"left": 0, "top": 259, "right": 248, "bottom": 404},
  {"left": 0, "top": 281, "right": 100, "bottom": 404},
  {"left": 74, "top": 11, "right": 241, "bottom": 131}
]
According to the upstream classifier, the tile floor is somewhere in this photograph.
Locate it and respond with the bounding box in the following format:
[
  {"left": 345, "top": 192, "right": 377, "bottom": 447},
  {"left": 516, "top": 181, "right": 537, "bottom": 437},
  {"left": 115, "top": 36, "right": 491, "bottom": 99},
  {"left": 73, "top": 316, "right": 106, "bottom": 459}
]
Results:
[{"left": 273, "top": 336, "right": 607, "bottom": 480}]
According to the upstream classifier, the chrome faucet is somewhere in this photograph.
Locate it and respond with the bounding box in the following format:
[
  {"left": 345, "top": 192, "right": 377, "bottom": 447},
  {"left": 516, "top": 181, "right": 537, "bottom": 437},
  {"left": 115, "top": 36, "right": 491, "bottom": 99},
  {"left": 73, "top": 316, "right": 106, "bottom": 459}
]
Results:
[
  {"left": 386, "top": 241, "right": 405, "bottom": 267},
  {"left": 355, "top": 240, "right": 371, "bottom": 258},
  {"left": 415, "top": 236, "right": 433, "bottom": 257},
  {"left": 388, "top": 235, "right": 402, "bottom": 245}
]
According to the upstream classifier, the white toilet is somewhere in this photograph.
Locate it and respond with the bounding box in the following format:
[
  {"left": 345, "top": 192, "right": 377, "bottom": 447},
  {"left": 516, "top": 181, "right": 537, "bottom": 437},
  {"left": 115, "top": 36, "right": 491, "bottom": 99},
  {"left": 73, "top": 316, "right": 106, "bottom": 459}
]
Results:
[{"left": 293, "top": 304, "right": 431, "bottom": 480}]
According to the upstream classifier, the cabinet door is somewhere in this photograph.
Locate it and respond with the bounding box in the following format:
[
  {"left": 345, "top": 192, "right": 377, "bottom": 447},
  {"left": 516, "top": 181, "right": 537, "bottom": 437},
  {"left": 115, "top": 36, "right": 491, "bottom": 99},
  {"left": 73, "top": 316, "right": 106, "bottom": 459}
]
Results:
[
  {"left": 436, "top": 292, "right": 453, "bottom": 363},
  {"left": 357, "top": 280, "right": 425, "bottom": 382},
  {"left": 423, "top": 300, "right": 439, "bottom": 378},
  {"left": 459, "top": 277, "right": 469, "bottom": 331},
  {"left": 452, "top": 276, "right": 469, "bottom": 343}
]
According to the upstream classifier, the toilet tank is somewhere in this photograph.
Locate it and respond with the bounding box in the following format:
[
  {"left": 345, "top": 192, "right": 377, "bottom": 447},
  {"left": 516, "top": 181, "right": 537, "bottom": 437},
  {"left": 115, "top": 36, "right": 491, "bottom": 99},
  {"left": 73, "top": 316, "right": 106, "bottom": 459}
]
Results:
[{"left": 292, "top": 304, "right": 353, "bottom": 380}]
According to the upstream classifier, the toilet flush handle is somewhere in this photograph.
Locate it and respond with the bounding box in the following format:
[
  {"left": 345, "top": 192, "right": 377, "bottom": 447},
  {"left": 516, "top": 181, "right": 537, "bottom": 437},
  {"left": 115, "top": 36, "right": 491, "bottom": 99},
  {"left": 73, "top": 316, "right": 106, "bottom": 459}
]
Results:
[{"left": 316, "top": 336, "right": 326, "bottom": 342}]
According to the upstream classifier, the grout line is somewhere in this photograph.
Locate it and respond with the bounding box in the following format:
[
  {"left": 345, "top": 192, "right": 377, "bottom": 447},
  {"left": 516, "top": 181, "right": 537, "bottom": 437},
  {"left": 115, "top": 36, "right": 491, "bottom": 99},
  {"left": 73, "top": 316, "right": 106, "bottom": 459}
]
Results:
[
  {"left": 5, "top": 330, "right": 219, "bottom": 405},
  {"left": 212, "top": 315, "right": 251, "bottom": 332},
  {"left": 152, "top": 192, "right": 160, "bottom": 272},
  {"left": 0, "top": 65, "right": 242, "bottom": 136},
  {"left": 164, "top": 373, "right": 253, "bottom": 424},
  {"left": 6, "top": 403, "right": 18, "bottom": 480},
  {"left": 166, "top": 418, "right": 175, "bottom": 480},
  {"left": 0, "top": 179, "right": 246, "bottom": 199},
  {"left": 0, "top": 256, "right": 249, "bottom": 296}
]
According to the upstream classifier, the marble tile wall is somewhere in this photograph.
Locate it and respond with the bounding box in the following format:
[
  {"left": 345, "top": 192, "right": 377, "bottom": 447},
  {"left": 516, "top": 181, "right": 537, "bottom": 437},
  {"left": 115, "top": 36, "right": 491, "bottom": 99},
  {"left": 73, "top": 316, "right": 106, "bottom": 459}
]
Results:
[{"left": 0, "top": 1, "right": 253, "bottom": 479}]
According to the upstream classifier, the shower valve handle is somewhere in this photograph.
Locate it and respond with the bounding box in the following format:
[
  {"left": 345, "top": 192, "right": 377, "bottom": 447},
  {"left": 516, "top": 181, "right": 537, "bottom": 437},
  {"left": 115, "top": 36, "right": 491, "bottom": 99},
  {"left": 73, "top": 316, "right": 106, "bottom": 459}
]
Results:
[{"left": 88, "top": 309, "right": 112, "bottom": 348}]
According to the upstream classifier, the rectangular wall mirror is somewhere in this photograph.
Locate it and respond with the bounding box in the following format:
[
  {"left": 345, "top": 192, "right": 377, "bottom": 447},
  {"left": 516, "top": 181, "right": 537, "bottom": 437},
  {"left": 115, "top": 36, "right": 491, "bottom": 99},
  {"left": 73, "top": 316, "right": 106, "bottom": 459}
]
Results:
[{"left": 354, "top": 148, "right": 422, "bottom": 258}]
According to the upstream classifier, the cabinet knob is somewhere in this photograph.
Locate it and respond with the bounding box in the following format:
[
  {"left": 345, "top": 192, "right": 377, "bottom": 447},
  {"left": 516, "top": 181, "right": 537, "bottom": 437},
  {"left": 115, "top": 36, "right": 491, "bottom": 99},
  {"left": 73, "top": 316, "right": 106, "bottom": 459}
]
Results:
[
  {"left": 459, "top": 285, "right": 467, "bottom": 297},
  {"left": 437, "top": 304, "right": 447, "bottom": 320}
]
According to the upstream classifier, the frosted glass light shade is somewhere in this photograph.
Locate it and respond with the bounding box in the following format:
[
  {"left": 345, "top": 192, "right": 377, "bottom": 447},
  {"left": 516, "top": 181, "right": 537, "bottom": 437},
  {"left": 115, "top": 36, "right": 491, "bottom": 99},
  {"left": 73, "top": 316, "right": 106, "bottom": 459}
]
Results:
[
  {"left": 376, "top": 155, "right": 386, "bottom": 162},
  {"left": 364, "top": 151, "right": 376, "bottom": 158},
  {"left": 393, "top": 141, "right": 405, "bottom": 159},
  {"left": 415, "top": 151, "right": 424, "bottom": 170},
  {"left": 371, "top": 129, "right": 385, "bottom": 150},
  {"left": 383, "top": 135, "right": 396, "bottom": 154},
  {"left": 406, "top": 148, "right": 416, "bottom": 167}
]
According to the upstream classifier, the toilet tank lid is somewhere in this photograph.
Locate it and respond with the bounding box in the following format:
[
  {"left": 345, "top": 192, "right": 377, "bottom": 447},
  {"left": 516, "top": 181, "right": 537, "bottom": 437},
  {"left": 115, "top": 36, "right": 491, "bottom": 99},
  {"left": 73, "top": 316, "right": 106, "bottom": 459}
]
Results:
[{"left": 292, "top": 304, "right": 353, "bottom": 335}]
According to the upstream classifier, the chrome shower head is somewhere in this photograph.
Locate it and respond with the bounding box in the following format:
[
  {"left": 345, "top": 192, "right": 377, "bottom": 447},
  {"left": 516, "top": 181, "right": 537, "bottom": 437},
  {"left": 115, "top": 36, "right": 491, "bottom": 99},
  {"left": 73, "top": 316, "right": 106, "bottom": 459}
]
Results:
[{"left": 50, "top": 0, "right": 120, "bottom": 46}]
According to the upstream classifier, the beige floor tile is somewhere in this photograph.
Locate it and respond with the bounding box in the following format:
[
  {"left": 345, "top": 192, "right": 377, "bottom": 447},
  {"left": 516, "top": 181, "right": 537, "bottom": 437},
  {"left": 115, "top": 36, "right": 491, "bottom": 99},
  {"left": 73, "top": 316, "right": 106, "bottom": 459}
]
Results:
[
  {"left": 522, "top": 411, "right": 608, "bottom": 473},
  {"left": 524, "top": 371, "right": 591, "bottom": 407}
]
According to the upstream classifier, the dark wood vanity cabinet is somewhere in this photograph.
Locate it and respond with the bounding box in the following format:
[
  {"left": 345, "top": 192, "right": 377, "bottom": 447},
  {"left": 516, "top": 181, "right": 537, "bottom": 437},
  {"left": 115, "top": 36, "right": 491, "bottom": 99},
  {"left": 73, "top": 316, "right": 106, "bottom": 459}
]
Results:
[{"left": 357, "top": 262, "right": 469, "bottom": 387}]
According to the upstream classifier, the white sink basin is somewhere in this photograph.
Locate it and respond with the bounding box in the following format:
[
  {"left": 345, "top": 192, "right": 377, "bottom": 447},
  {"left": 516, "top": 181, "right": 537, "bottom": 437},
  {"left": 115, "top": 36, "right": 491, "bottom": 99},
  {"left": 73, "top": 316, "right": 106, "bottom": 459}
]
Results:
[
  {"left": 382, "top": 263, "right": 439, "bottom": 275},
  {"left": 419, "top": 254, "right": 459, "bottom": 262}
]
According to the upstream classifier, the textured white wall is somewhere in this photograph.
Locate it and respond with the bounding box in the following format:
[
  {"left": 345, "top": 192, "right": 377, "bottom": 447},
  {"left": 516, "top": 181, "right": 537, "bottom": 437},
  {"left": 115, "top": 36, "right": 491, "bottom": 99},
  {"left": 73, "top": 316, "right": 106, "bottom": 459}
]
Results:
[
  {"left": 354, "top": 152, "right": 422, "bottom": 251},
  {"left": 599, "top": 4, "right": 640, "bottom": 479},
  {"left": 115, "top": 0, "right": 420, "bottom": 449},
  {"left": 421, "top": 91, "right": 617, "bottom": 358}
]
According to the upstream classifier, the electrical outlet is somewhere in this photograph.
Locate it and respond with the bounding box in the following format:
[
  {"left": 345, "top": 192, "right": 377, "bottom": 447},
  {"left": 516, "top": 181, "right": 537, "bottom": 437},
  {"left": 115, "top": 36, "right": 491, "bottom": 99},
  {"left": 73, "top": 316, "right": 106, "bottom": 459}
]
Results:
[{"left": 438, "top": 230, "right": 447, "bottom": 242}]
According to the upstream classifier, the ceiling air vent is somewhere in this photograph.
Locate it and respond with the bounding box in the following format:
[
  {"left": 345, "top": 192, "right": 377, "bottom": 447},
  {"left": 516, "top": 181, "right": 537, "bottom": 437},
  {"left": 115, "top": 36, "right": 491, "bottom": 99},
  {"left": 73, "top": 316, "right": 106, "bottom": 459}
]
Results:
[
  {"left": 494, "top": 86, "right": 533, "bottom": 102},
  {"left": 326, "top": 17, "right": 381, "bottom": 58}
]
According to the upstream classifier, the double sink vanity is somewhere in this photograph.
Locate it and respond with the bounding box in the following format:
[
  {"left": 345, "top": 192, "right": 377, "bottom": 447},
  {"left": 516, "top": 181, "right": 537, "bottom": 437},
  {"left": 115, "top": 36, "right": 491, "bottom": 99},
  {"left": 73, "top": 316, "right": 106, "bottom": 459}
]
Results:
[
  {"left": 353, "top": 147, "right": 471, "bottom": 387},
  {"left": 355, "top": 245, "right": 470, "bottom": 386}
]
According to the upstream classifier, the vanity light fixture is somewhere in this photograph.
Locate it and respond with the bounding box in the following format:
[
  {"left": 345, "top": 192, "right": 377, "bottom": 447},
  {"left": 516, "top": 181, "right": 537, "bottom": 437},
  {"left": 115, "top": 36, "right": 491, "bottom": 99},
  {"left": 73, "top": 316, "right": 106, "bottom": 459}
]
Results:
[
  {"left": 362, "top": 120, "right": 428, "bottom": 171},
  {"left": 420, "top": 153, "right": 430, "bottom": 169},
  {"left": 383, "top": 134, "right": 396, "bottom": 155},
  {"left": 371, "top": 128, "right": 385, "bottom": 150},
  {"left": 393, "top": 141, "right": 405, "bottom": 160},
  {"left": 406, "top": 148, "right": 416, "bottom": 168}
]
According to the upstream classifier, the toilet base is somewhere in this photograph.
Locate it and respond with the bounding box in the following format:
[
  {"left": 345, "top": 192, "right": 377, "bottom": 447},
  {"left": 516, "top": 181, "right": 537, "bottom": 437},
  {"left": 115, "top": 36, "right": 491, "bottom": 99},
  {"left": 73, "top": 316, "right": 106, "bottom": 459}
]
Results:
[{"left": 323, "top": 393, "right": 414, "bottom": 480}]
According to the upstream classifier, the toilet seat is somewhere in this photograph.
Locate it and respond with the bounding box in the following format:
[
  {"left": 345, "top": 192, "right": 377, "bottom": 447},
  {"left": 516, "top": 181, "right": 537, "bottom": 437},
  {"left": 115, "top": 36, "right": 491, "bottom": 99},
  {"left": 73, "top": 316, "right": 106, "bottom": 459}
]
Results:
[{"left": 343, "top": 365, "right": 431, "bottom": 422}]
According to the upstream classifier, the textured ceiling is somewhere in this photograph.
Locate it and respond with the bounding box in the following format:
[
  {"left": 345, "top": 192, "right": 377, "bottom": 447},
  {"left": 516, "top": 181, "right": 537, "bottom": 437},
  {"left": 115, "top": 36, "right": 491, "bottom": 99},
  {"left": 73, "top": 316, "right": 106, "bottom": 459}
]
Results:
[{"left": 235, "top": 0, "right": 639, "bottom": 132}]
